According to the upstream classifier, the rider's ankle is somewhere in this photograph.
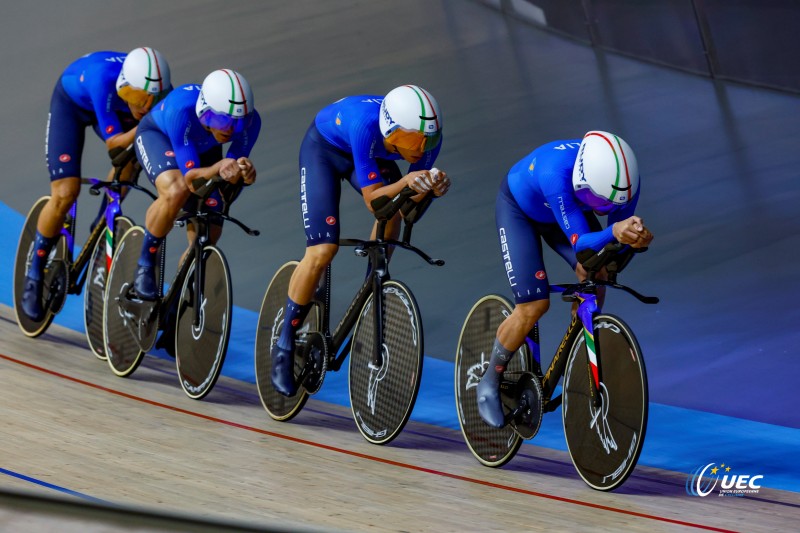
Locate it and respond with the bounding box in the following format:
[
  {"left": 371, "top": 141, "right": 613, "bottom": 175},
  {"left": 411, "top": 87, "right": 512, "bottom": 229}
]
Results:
[
  {"left": 137, "top": 229, "right": 163, "bottom": 268},
  {"left": 28, "top": 232, "right": 56, "bottom": 279},
  {"left": 277, "top": 296, "right": 310, "bottom": 350}
]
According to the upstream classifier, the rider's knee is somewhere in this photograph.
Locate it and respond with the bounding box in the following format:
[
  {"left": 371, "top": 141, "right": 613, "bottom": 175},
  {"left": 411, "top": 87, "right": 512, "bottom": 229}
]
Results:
[
  {"left": 156, "top": 171, "right": 190, "bottom": 210},
  {"left": 49, "top": 179, "right": 80, "bottom": 211},
  {"left": 514, "top": 298, "right": 550, "bottom": 327},
  {"left": 303, "top": 244, "right": 338, "bottom": 272}
]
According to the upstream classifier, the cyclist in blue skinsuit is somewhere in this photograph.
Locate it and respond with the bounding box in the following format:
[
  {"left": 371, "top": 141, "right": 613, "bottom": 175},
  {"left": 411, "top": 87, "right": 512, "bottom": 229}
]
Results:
[
  {"left": 21, "top": 48, "right": 171, "bottom": 321},
  {"left": 271, "top": 84, "right": 452, "bottom": 396},
  {"left": 131, "top": 69, "right": 261, "bottom": 300},
  {"left": 477, "top": 131, "right": 654, "bottom": 427}
]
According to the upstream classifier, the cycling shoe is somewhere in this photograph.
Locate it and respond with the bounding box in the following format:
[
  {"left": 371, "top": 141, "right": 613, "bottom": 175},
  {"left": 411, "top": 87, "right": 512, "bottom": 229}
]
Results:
[
  {"left": 271, "top": 343, "right": 297, "bottom": 396},
  {"left": 133, "top": 265, "right": 158, "bottom": 301},
  {"left": 477, "top": 374, "right": 506, "bottom": 428},
  {"left": 21, "top": 275, "right": 45, "bottom": 321}
]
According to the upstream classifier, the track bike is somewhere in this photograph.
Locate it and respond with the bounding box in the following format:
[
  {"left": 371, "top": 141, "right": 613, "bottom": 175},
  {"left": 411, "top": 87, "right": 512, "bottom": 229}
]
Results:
[
  {"left": 255, "top": 188, "right": 443, "bottom": 445},
  {"left": 103, "top": 176, "right": 259, "bottom": 399},
  {"left": 454, "top": 243, "right": 658, "bottom": 491},
  {"left": 13, "top": 146, "right": 154, "bottom": 359}
]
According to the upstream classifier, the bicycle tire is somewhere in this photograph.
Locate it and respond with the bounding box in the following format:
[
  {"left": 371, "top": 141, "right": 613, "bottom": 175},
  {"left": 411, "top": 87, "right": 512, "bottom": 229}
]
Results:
[
  {"left": 13, "top": 197, "right": 69, "bottom": 338},
  {"left": 349, "top": 280, "right": 423, "bottom": 445},
  {"left": 103, "top": 226, "right": 161, "bottom": 377},
  {"left": 84, "top": 215, "right": 133, "bottom": 360},
  {"left": 254, "top": 261, "right": 320, "bottom": 421},
  {"left": 454, "top": 294, "right": 532, "bottom": 467},
  {"left": 562, "top": 313, "right": 648, "bottom": 491},
  {"left": 175, "top": 246, "right": 231, "bottom": 400}
]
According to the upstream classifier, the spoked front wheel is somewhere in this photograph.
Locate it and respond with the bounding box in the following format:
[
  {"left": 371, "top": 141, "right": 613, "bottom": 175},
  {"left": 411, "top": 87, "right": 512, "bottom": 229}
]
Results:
[
  {"left": 13, "top": 197, "right": 69, "bottom": 338},
  {"left": 562, "top": 313, "right": 648, "bottom": 491},
  {"left": 84, "top": 216, "right": 133, "bottom": 360},
  {"left": 349, "top": 280, "right": 423, "bottom": 445},
  {"left": 254, "top": 261, "right": 320, "bottom": 421},
  {"left": 454, "top": 295, "right": 533, "bottom": 467},
  {"left": 103, "top": 226, "right": 162, "bottom": 377},
  {"left": 175, "top": 246, "right": 232, "bottom": 400}
]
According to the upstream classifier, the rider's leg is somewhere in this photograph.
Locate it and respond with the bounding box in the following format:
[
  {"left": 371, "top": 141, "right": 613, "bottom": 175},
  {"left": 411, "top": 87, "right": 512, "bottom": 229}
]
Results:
[
  {"left": 21, "top": 177, "right": 81, "bottom": 320},
  {"left": 477, "top": 176, "right": 551, "bottom": 427},
  {"left": 477, "top": 299, "right": 549, "bottom": 427},
  {"left": 271, "top": 243, "right": 338, "bottom": 396},
  {"left": 134, "top": 169, "right": 189, "bottom": 299}
]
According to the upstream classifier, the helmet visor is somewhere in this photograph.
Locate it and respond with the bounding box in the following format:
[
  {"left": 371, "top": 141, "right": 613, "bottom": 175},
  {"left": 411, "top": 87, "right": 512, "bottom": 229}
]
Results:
[
  {"left": 575, "top": 187, "right": 617, "bottom": 215},
  {"left": 385, "top": 127, "right": 441, "bottom": 153},
  {"left": 118, "top": 85, "right": 154, "bottom": 109},
  {"left": 198, "top": 108, "right": 250, "bottom": 135}
]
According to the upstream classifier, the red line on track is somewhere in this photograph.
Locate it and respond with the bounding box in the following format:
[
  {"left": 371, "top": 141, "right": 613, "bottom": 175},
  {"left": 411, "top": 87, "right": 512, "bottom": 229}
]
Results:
[{"left": 1, "top": 352, "right": 736, "bottom": 533}]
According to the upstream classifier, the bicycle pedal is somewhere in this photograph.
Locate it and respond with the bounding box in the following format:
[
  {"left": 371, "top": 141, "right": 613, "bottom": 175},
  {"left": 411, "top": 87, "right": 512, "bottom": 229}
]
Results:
[
  {"left": 510, "top": 372, "right": 543, "bottom": 440},
  {"left": 117, "top": 290, "right": 160, "bottom": 352}
]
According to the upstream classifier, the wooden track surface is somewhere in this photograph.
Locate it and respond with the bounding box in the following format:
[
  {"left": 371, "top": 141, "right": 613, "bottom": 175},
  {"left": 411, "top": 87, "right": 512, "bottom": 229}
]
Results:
[{"left": 1, "top": 304, "right": 798, "bottom": 532}]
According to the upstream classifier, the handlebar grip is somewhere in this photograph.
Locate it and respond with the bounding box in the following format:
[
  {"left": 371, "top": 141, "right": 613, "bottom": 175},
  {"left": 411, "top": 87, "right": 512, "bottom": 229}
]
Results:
[
  {"left": 191, "top": 176, "right": 222, "bottom": 198},
  {"left": 400, "top": 191, "right": 434, "bottom": 225},
  {"left": 111, "top": 144, "right": 136, "bottom": 169},
  {"left": 370, "top": 186, "right": 416, "bottom": 221}
]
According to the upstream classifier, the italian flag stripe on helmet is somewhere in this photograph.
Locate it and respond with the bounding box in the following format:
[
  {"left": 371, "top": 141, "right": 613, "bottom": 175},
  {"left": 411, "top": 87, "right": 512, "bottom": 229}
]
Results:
[
  {"left": 142, "top": 47, "right": 164, "bottom": 93},
  {"left": 405, "top": 84, "right": 439, "bottom": 133},
  {"left": 223, "top": 69, "right": 248, "bottom": 116},
  {"left": 585, "top": 131, "right": 630, "bottom": 202}
]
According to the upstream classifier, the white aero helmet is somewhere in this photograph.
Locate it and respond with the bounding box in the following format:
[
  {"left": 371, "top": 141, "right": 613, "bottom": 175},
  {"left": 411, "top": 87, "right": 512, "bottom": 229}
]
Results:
[
  {"left": 195, "top": 69, "right": 254, "bottom": 134},
  {"left": 572, "top": 131, "right": 639, "bottom": 214},
  {"left": 116, "top": 47, "right": 171, "bottom": 107},
  {"left": 379, "top": 85, "right": 442, "bottom": 152}
]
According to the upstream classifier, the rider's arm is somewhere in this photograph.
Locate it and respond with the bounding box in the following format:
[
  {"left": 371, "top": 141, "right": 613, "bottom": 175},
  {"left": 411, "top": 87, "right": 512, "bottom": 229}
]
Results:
[
  {"left": 89, "top": 68, "right": 128, "bottom": 147},
  {"left": 185, "top": 158, "right": 239, "bottom": 191},
  {"left": 225, "top": 111, "right": 262, "bottom": 185},
  {"left": 105, "top": 129, "right": 137, "bottom": 152}
]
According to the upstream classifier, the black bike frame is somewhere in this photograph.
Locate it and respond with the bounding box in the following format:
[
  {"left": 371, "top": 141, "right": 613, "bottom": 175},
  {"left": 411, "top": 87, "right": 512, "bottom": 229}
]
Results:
[
  {"left": 319, "top": 220, "right": 392, "bottom": 372},
  {"left": 61, "top": 149, "right": 155, "bottom": 296}
]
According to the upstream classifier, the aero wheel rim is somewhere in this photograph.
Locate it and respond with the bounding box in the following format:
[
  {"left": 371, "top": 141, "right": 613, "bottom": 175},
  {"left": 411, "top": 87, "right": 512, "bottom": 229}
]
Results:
[
  {"left": 562, "top": 314, "right": 647, "bottom": 491},
  {"left": 176, "top": 247, "right": 231, "bottom": 400}
]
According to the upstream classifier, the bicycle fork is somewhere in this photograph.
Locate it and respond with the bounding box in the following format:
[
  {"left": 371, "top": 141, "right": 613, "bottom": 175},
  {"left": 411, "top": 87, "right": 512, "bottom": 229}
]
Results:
[{"left": 576, "top": 294, "right": 603, "bottom": 409}]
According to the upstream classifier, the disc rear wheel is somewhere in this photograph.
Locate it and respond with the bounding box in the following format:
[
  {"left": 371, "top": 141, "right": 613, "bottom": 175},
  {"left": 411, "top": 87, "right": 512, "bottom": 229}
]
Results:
[
  {"left": 103, "top": 226, "right": 162, "bottom": 377},
  {"left": 454, "top": 295, "right": 532, "bottom": 467},
  {"left": 255, "top": 261, "right": 320, "bottom": 421},
  {"left": 13, "top": 197, "right": 68, "bottom": 337}
]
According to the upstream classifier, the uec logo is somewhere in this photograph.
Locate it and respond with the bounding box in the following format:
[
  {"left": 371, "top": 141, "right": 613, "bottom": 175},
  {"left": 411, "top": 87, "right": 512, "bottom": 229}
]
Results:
[{"left": 686, "top": 463, "right": 763, "bottom": 497}]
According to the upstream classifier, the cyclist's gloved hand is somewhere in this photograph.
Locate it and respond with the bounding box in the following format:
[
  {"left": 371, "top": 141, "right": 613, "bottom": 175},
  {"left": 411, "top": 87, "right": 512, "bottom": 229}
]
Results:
[
  {"left": 219, "top": 158, "right": 243, "bottom": 183},
  {"left": 430, "top": 167, "right": 451, "bottom": 197},
  {"left": 237, "top": 157, "right": 257, "bottom": 185},
  {"left": 406, "top": 170, "right": 434, "bottom": 194}
]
